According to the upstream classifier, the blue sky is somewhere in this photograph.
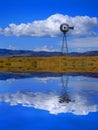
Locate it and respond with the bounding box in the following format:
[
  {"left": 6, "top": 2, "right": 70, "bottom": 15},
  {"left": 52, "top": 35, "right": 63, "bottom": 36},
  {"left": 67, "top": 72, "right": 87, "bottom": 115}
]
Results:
[{"left": 0, "top": 0, "right": 98, "bottom": 52}]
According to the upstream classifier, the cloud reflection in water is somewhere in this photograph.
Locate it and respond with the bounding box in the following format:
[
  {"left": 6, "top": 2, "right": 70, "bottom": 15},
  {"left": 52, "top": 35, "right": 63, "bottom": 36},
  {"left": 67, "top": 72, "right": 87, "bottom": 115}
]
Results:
[{"left": 0, "top": 91, "right": 97, "bottom": 115}]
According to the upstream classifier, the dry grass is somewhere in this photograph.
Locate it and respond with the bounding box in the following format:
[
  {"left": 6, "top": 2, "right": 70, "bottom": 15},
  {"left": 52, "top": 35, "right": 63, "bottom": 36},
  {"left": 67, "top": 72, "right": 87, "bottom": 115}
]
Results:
[{"left": 0, "top": 56, "right": 98, "bottom": 72}]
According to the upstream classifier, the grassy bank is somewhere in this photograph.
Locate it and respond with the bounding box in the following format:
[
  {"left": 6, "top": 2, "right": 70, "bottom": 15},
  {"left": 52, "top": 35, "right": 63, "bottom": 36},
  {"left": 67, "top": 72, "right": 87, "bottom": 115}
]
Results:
[{"left": 0, "top": 56, "right": 98, "bottom": 72}]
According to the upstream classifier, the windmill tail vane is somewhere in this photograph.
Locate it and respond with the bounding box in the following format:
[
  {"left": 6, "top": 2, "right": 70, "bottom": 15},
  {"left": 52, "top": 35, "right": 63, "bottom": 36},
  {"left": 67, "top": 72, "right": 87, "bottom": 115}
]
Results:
[{"left": 69, "top": 26, "right": 74, "bottom": 30}]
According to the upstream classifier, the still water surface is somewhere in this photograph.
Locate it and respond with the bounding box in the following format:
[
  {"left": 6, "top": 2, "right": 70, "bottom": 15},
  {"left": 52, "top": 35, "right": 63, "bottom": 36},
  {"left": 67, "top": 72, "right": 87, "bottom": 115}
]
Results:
[{"left": 0, "top": 72, "right": 98, "bottom": 130}]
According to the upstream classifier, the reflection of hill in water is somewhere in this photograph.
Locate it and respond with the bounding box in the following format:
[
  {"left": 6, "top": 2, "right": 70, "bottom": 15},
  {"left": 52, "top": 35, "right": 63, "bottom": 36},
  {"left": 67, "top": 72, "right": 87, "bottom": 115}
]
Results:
[
  {"left": 0, "top": 91, "right": 98, "bottom": 115},
  {"left": 0, "top": 72, "right": 98, "bottom": 80}
]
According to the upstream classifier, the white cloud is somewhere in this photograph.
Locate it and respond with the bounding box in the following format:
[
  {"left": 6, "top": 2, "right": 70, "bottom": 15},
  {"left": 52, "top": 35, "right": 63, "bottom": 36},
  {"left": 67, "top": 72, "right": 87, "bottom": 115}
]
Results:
[
  {"left": 0, "top": 91, "right": 97, "bottom": 115},
  {"left": 0, "top": 14, "right": 98, "bottom": 37},
  {"left": 69, "top": 36, "right": 98, "bottom": 47},
  {"left": 65, "top": 36, "right": 98, "bottom": 52},
  {"left": 34, "top": 45, "right": 58, "bottom": 52},
  {"left": 7, "top": 45, "right": 18, "bottom": 50}
]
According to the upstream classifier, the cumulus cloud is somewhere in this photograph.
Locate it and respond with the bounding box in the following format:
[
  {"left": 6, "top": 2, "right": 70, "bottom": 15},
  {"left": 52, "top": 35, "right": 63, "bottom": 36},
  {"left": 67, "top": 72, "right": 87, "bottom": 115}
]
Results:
[
  {"left": 0, "top": 14, "right": 98, "bottom": 37},
  {"left": 0, "top": 91, "right": 98, "bottom": 115},
  {"left": 34, "top": 45, "right": 58, "bottom": 52}
]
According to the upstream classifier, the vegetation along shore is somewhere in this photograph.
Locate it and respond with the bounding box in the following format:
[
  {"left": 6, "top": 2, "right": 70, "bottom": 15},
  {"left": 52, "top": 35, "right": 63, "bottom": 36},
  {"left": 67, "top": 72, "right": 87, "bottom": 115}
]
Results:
[{"left": 0, "top": 56, "right": 98, "bottom": 73}]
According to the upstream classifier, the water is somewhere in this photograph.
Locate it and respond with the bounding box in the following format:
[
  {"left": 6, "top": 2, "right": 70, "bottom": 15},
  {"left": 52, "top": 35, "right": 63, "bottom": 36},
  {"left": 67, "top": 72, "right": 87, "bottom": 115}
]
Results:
[{"left": 0, "top": 72, "right": 98, "bottom": 130}]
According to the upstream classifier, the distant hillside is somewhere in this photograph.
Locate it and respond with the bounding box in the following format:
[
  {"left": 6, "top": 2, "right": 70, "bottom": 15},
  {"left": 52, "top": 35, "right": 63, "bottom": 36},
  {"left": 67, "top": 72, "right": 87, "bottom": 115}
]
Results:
[
  {"left": 69, "top": 51, "right": 98, "bottom": 56},
  {"left": 0, "top": 49, "right": 98, "bottom": 57},
  {"left": 0, "top": 49, "right": 61, "bottom": 57}
]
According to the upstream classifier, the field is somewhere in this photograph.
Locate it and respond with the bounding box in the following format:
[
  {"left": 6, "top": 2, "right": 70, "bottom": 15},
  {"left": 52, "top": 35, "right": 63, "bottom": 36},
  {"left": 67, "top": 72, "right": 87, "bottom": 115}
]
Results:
[{"left": 0, "top": 56, "right": 98, "bottom": 72}]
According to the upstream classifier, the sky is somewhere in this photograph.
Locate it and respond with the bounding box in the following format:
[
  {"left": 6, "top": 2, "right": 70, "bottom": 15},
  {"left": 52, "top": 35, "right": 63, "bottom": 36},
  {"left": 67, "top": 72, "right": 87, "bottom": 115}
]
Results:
[{"left": 0, "top": 0, "right": 98, "bottom": 52}]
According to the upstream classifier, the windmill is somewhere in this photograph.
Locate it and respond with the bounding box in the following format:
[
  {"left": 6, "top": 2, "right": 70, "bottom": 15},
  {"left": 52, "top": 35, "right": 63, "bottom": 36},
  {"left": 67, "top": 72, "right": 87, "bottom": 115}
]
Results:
[{"left": 60, "top": 23, "right": 74, "bottom": 55}]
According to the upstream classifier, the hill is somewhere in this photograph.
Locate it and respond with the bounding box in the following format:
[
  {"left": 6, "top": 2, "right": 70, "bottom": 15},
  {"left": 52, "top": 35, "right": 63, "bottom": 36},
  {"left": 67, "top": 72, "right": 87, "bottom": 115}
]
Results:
[{"left": 0, "top": 49, "right": 98, "bottom": 57}]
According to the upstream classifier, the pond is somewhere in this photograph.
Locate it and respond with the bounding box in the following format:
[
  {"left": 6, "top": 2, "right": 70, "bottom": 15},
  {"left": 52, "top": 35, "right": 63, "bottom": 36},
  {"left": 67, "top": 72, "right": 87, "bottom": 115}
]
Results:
[{"left": 0, "top": 72, "right": 98, "bottom": 130}]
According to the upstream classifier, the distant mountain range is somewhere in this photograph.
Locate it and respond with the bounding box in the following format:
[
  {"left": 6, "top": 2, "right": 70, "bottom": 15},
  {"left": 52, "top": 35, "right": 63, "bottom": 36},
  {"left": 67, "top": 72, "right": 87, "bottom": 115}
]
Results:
[{"left": 0, "top": 49, "right": 98, "bottom": 57}]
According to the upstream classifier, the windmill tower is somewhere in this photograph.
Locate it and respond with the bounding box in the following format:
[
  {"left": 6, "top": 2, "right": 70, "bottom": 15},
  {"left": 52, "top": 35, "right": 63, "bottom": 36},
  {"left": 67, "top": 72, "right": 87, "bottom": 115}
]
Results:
[
  {"left": 60, "top": 23, "right": 74, "bottom": 55},
  {"left": 59, "top": 74, "right": 71, "bottom": 103}
]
